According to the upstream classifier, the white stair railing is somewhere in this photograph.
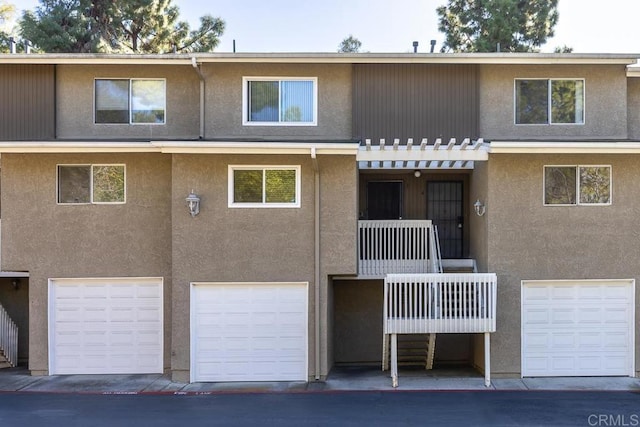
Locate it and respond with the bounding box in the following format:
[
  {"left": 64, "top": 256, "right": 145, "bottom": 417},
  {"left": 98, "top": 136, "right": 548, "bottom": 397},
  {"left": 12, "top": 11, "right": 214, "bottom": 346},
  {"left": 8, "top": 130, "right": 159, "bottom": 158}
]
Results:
[
  {"left": 384, "top": 273, "right": 497, "bottom": 334},
  {"left": 431, "top": 225, "right": 443, "bottom": 274},
  {"left": 0, "top": 302, "right": 18, "bottom": 367},
  {"left": 358, "top": 220, "right": 439, "bottom": 276}
]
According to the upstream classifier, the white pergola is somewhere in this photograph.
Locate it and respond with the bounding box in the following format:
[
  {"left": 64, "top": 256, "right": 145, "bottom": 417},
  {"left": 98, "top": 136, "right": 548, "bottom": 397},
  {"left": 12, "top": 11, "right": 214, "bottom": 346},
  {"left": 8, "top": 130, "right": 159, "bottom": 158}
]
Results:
[{"left": 357, "top": 138, "right": 488, "bottom": 170}]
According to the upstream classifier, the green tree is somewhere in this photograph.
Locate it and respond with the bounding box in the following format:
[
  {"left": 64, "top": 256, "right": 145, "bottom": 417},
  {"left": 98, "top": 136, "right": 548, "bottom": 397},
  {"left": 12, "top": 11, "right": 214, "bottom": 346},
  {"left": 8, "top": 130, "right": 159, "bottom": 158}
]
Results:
[
  {"left": 20, "top": 0, "right": 96, "bottom": 53},
  {"left": 0, "top": 1, "right": 14, "bottom": 26},
  {"left": 338, "top": 35, "right": 362, "bottom": 53},
  {"left": 19, "top": 0, "right": 225, "bottom": 53},
  {"left": 436, "top": 0, "right": 559, "bottom": 52},
  {"left": 0, "top": 1, "right": 17, "bottom": 52}
]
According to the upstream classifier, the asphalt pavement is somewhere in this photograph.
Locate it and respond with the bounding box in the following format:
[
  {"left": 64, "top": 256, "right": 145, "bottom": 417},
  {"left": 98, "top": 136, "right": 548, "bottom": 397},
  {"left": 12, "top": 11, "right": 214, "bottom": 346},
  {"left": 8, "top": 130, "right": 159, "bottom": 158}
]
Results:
[{"left": 1, "top": 389, "right": 639, "bottom": 426}]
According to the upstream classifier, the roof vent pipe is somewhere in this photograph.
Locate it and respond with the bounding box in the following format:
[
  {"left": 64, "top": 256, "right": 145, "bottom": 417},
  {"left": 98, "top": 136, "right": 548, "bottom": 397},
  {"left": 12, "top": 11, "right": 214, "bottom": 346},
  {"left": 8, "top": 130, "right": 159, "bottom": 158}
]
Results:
[
  {"left": 412, "top": 41, "right": 418, "bottom": 53},
  {"left": 24, "top": 40, "right": 31, "bottom": 54},
  {"left": 430, "top": 40, "right": 436, "bottom": 53},
  {"left": 9, "top": 37, "right": 16, "bottom": 54},
  {"left": 496, "top": 42, "right": 500, "bottom": 52}
]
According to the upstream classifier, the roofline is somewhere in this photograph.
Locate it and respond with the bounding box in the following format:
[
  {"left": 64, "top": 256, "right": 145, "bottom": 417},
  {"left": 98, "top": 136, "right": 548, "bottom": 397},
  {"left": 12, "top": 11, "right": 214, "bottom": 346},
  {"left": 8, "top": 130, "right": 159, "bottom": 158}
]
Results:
[
  {"left": 0, "top": 140, "right": 360, "bottom": 155},
  {"left": 627, "top": 68, "right": 640, "bottom": 77},
  {"left": 0, "top": 52, "right": 637, "bottom": 66},
  {"left": 490, "top": 141, "right": 640, "bottom": 154}
]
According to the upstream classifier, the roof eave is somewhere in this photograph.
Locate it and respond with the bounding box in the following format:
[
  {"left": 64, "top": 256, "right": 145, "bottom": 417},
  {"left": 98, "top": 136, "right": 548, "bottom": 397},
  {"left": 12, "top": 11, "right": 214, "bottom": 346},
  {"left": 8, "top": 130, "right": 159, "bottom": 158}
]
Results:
[
  {"left": 490, "top": 141, "right": 640, "bottom": 153},
  {"left": 0, "top": 52, "right": 637, "bottom": 66}
]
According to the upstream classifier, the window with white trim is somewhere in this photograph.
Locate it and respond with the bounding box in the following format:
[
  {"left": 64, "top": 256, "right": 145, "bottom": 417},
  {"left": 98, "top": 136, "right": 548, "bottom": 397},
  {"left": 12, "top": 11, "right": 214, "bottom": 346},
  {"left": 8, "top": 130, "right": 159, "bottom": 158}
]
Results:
[
  {"left": 58, "top": 164, "right": 126, "bottom": 204},
  {"left": 243, "top": 77, "right": 317, "bottom": 125},
  {"left": 229, "top": 166, "right": 300, "bottom": 208},
  {"left": 515, "top": 79, "right": 584, "bottom": 125},
  {"left": 95, "top": 79, "right": 166, "bottom": 124},
  {"left": 544, "top": 165, "right": 611, "bottom": 206}
]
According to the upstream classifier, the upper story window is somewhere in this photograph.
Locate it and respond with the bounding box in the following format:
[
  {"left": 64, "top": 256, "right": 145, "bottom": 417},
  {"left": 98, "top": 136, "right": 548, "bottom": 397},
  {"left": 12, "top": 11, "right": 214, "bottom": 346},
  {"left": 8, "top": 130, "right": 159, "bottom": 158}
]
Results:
[
  {"left": 228, "top": 165, "right": 301, "bottom": 208},
  {"left": 95, "top": 79, "right": 166, "bottom": 124},
  {"left": 243, "top": 77, "right": 317, "bottom": 126},
  {"left": 544, "top": 165, "right": 610, "bottom": 206},
  {"left": 58, "top": 164, "right": 126, "bottom": 204},
  {"left": 515, "top": 79, "right": 584, "bottom": 125}
]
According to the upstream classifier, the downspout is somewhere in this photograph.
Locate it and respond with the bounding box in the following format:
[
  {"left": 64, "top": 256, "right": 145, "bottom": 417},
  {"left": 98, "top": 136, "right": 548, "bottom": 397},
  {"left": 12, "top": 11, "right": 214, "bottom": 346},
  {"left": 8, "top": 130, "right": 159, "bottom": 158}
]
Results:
[
  {"left": 191, "top": 57, "right": 205, "bottom": 139},
  {"left": 311, "top": 147, "right": 321, "bottom": 380}
]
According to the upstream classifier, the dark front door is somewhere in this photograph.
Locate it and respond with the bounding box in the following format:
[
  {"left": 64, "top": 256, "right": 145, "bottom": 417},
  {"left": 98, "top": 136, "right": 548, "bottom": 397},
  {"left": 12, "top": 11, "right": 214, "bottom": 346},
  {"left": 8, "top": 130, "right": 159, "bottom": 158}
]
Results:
[
  {"left": 367, "top": 181, "right": 403, "bottom": 219},
  {"left": 427, "top": 181, "right": 463, "bottom": 259}
]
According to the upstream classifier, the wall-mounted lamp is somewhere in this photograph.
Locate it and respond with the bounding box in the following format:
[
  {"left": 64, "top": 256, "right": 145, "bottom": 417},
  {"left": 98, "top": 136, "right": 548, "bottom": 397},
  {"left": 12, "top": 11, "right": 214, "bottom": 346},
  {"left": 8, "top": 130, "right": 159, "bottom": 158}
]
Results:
[
  {"left": 186, "top": 190, "right": 200, "bottom": 217},
  {"left": 11, "top": 279, "right": 20, "bottom": 290},
  {"left": 474, "top": 199, "right": 486, "bottom": 217},
  {"left": 414, "top": 170, "right": 421, "bottom": 178}
]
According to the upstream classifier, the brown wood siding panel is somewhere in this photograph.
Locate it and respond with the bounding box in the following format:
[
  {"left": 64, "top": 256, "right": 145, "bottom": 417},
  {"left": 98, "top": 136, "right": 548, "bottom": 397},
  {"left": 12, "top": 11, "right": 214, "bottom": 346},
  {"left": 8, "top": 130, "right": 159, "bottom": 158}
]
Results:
[
  {"left": 0, "top": 64, "right": 55, "bottom": 140},
  {"left": 353, "top": 64, "right": 479, "bottom": 143}
]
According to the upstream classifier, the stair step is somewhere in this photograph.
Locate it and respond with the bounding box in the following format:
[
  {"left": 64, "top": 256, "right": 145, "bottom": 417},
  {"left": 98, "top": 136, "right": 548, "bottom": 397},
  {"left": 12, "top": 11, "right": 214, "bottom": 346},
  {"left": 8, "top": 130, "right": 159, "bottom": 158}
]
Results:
[{"left": 0, "top": 362, "right": 11, "bottom": 369}]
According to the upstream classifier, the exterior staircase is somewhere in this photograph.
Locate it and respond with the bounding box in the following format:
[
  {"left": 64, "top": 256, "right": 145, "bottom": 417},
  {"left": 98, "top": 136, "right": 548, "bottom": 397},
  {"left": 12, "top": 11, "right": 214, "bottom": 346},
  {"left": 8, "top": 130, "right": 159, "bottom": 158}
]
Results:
[
  {"left": 0, "top": 302, "right": 18, "bottom": 368},
  {"left": 0, "top": 351, "right": 12, "bottom": 369},
  {"left": 441, "top": 259, "right": 477, "bottom": 273},
  {"left": 383, "top": 333, "right": 436, "bottom": 371}
]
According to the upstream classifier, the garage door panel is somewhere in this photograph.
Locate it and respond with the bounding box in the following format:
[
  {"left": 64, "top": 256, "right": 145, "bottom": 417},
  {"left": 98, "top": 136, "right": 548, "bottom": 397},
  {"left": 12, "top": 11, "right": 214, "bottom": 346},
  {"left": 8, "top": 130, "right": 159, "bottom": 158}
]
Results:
[
  {"left": 603, "top": 331, "right": 630, "bottom": 348},
  {"left": 602, "top": 307, "right": 631, "bottom": 323},
  {"left": 523, "top": 308, "right": 549, "bottom": 324},
  {"left": 551, "top": 286, "right": 575, "bottom": 299},
  {"left": 522, "top": 279, "right": 634, "bottom": 377},
  {"left": 551, "top": 332, "right": 576, "bottom": 348},
  {"left": 551, "top": 308, "right": 574, "bottom": 323},
  {"left": 49, "top": 278, "right": 163, "bottom": 375},
  {"left": 192, "top": 282, "right": 308, "bottom": 382}
]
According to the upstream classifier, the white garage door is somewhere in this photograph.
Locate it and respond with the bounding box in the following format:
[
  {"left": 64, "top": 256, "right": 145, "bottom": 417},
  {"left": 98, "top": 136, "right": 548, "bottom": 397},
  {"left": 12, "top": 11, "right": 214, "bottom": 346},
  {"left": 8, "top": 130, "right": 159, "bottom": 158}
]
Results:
[
  {"left": 191, "top": 282, "right": 308, "bottom": 382},
  {"left": 522, "top": 279, "right": 635, "bottom": 377},
  {"left": 49, "top": 278, "right": 163, "bottom": 375}
]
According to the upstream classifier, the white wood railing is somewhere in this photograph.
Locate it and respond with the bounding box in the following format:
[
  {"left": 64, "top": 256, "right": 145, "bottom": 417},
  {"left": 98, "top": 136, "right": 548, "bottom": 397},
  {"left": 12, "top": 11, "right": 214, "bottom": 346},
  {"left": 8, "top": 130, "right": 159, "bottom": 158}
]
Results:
[
  {"left": 384, "top": 273, "right": 497, "bottom": 334},
  {"left": 0, "top": 302, "right": 18, "bottom": 367},
  {"left": 358, "top": 220, "right": 441, "bottom": 276}
]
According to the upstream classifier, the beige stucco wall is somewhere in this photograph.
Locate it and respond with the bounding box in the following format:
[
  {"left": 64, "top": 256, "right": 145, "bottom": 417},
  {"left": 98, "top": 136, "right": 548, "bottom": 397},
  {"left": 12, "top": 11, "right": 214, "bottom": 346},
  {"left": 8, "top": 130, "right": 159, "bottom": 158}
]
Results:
[
  {"left": 169, "top": 153, "right": 357, "bottom": 382},
  {"left": 486, "top": 153, "right": 640, "bottom": 376},
  {"left": 479, "top": 64, "right": 628, "bottom": 140},
  {"left": 201, "top": 63, "right": 352, "bottom": 140},
  {"left": 1, "top": 153, "right": 173, "bottom": 375},
  {"left": 469, "top": 161, "right": 489, "bottom": 272},
  {"left": 627, "top": 77, "right": 640, "bottom": 140},
  {"left": 469, "top": 161, "right": 489, "bottom": 372},
  {"left": 56, "top": 65, "right": 201, "bottom": 140}
]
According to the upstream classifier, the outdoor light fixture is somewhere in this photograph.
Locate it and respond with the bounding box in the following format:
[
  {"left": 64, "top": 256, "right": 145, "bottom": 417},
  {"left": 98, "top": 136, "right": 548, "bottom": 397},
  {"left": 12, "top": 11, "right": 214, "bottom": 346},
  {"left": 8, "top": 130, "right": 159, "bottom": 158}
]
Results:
[
  {"left": 474, "top": 199, "right": 486, "bottom": 217},
  {"left": 186, "top": 190, "right": 200, "bottom": 217},
  {"left": 414, "top": 170, "right": 421, "bottom": 178}
]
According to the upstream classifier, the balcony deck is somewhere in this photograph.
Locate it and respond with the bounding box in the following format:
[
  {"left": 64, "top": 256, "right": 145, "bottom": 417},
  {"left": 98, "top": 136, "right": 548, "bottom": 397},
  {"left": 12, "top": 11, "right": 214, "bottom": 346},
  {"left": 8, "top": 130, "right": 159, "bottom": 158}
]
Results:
[{"left": 357, "top": 219, "right": 497, "bottom": 387}]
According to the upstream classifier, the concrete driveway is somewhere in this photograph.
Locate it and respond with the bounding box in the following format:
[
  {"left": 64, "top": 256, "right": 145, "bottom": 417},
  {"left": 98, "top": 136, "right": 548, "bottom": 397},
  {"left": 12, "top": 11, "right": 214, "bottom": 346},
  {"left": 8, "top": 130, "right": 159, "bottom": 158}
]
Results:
[{"left": 0, "top": 366, "right": 638, "bottom": 394}]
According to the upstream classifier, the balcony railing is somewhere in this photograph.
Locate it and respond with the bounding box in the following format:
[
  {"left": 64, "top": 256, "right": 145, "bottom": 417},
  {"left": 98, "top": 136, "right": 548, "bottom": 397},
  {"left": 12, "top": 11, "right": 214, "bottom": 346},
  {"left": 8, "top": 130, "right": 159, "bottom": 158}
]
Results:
[
  {"left": 384, "top": 273, "right": 497, "bottom": 334},
  {"left": 358, "top": 220, "right": 440, "bottom": 277}
]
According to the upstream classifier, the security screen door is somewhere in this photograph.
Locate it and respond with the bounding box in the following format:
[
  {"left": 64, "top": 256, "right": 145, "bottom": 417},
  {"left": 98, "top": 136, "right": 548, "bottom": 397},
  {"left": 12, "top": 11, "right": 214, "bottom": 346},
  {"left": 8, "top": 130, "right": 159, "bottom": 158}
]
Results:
[
  {"left": 427, "top": 181, "right": 463, "bottom": 259},
  {"left": 367, "top": 181, "right": 403, "bottom": 219}
]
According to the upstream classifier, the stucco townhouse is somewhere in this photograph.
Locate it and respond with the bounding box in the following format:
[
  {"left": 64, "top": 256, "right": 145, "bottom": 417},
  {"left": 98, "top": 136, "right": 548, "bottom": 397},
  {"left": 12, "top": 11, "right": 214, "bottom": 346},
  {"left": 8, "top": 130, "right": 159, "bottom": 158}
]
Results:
[{"left": 0, "top": 52, "right": 637, "bottom": 385}]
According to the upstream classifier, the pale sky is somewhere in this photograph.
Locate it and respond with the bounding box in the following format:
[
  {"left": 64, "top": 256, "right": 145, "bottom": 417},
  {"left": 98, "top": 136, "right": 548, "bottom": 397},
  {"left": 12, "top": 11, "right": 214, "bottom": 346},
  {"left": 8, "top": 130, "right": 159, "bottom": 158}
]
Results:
[{"left": 10, "top": 0, "right": 640, "bottom": 54}]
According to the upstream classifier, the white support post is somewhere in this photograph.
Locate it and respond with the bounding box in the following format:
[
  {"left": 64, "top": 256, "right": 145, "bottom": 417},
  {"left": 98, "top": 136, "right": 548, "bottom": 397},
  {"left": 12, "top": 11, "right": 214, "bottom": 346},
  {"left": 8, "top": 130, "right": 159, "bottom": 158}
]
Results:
[
  {"left": 484, "top": 332, "right": 491, "bottom": 387},
  {"left": 391, "top": 333, "right": 398, "bottom": 387}
]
